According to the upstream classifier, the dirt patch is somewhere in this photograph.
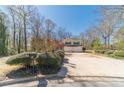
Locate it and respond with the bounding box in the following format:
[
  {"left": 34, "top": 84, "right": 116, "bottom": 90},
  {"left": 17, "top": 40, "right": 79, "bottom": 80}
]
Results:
[
  {"left": 6, "top": 66, "right": 61, "bottom": 79},
  {"left": 0, "top": 56, "right": 22, "bottom": 81}
]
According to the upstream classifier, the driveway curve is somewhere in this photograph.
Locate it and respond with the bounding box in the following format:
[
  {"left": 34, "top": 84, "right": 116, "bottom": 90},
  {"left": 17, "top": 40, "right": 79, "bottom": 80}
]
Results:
[{"left": 64, "top": 53, "right": 124, "bottom": 77}]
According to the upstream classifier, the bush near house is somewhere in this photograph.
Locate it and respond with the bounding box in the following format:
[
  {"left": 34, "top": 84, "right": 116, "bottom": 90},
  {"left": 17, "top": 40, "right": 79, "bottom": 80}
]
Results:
[{"left": 85, "top": 50, "right": 93, "bottom": 53}]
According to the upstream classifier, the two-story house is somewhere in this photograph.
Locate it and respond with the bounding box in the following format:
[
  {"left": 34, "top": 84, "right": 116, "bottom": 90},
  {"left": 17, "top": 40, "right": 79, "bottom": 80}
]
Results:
[{"left": 63, "top": 38, "right": 82, "bottom": 52}]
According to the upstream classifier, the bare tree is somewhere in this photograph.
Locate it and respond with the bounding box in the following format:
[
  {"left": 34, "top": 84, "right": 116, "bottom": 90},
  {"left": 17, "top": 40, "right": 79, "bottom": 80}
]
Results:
[
  {"left": 44, "top": 19, "right": 56, "bottom": 51},
  {"left": 113, "top": 27, "right": 124, "bottom": 50},
  {"left": 97, "top": 6, "right": 120, "bottom": 48},
  {"left": 80, "top": 26, "right": 100, "bottom": 49},
  {"left": 14, "top": 6, "right": 35, "bottom": 52},
  {"left": 57, "top": 27, "right": 66, "bottom": 41},
  {"left": 64, "top": 31, "right": 72, "bottom": 39},
  {"left": 29, "top": 10, "right": 45, "bottom": 52},
  {"left": 8, "top": 6, "right": 17, "bottom": 49}
]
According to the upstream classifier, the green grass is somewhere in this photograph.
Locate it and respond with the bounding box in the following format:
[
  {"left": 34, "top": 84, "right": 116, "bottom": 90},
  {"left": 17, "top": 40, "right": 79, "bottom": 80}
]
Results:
[
  {"left": 108, "top": 54, "right": 124, "bottom": 59},
  {"left": 95, "top": 52, "right": 124, "bottom": 60}
]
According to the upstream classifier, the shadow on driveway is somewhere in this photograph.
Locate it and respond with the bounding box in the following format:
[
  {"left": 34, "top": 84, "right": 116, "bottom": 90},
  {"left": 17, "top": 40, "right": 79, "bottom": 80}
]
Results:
[{"left": 37, "top": 59, "right": 69, "bottom": 87}]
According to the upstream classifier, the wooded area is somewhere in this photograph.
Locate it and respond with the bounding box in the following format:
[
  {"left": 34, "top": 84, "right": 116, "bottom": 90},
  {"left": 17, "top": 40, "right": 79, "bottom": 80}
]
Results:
[
  {"left": 80, "top": 6, "right": 124, "bottom": 52},
  {"left": 0, "top": 6, "right": 72, "bottom": 56}
]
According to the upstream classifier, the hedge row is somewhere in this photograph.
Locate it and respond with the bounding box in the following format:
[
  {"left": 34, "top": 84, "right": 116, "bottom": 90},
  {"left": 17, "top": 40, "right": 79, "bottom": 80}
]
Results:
[
  {"left": 114, "top": 50, "right": 124, "bottom": 57},
  {"left": 6, "top": 50, "right": 65, "bottom": 72},
  {"left": 95, "top": 49, "right": 124, "bottom": 58}
]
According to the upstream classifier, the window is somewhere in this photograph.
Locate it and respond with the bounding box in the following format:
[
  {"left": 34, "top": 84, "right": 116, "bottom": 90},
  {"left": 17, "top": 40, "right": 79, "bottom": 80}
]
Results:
[
  {"left": 65, "top": 42, "right": 71, "bottom": 45},
  {"left": 73, "top": 42, "right": 80, "bottom": 45}
]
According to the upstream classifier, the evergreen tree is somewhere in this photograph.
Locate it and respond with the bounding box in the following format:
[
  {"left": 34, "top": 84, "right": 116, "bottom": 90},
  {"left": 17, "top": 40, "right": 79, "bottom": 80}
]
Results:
[
  {"left": 92, "top": 38, "right": 101, "bottom": 50},
  {"left": 0, "top": 13, "right": 8, "bottom": 55}
]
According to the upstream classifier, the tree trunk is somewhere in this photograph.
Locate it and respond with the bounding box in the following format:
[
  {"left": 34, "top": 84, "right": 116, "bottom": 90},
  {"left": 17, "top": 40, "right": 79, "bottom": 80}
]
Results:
[
  {"left": 24, "top": 17, "right": 27, "bottom": 52},
  {"left": 104, "top": 37, "right": 107, "bottom": 49},
  {"left": 107, "top": 36, "right": 110, "bottom": 49},
  {"left": 13, "top": 18, "right": 16, "bottom": 49},
  {"left": 18, "top": 29, "right": 21, "bottom": 53}
]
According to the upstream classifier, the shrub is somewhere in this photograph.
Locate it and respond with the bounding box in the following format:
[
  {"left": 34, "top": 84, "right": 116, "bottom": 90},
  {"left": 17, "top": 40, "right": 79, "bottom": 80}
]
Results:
[
  {"left": 95, "top": 50, "right": 106, "bottom": 54},
  {"left": 104, "top": 50, "right": 115, "bottom": 55},
  {"left": 56, "top": 50, "right": 64, "bottom": 54},
  {"left": 82, "top": 47, "right": 86, "bottom": 52},
  {"left": 85, "top": 50, "right": 93, "bottom": 53},
  {"left": 114, "top": 50, "right": 124, "bottom": 57},
  {"left": 7, "top": 51, "right": 64, "bottom": 75},
  {"left": 55, "top": 50, "right": 65, "bottom": 60},
  {"left": 54, "top": 52, "right": 63, "bottom": 66},
  {"left": 92, "top": 38, "right": 101, "bottom": 50},
  {"left": 36, "top": 52, "right": 62, "bottom": 70},
  {"left": 6, "top": 52, "right": 37, "bottom": 66}
]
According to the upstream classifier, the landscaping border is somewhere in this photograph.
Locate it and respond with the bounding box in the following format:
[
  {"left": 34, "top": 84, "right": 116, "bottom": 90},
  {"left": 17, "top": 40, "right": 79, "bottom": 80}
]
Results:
[
  {"left": 0, "top": 73, "right": 66, "bottom": 86},
  {"left": 0, "top": 64, "right": 67, "bottom": 87}
]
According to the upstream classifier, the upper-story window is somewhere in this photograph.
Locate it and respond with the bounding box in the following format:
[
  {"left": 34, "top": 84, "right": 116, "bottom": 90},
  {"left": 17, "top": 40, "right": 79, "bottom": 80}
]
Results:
[
  {"left": 65, "top": 42, "right": 71, "bottom": 45},
  {"left": 73, "top": 42, "right": 80, "bottom": 45}
]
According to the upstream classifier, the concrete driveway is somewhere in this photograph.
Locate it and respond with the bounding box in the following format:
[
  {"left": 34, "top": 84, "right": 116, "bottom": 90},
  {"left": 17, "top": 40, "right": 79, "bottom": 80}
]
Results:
[
  {"left": 64, "top": 53, "right": 124, "bottom": 77},
  {"left": 2, "top": 53, "right": 124, "bottom": 87},
  {"left": 54, "top": 53, "right": 124, "bottom": 87}
]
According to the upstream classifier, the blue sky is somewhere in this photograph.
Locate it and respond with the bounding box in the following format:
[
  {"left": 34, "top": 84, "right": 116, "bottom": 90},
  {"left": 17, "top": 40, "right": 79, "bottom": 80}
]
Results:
[
  {"left": 38, "top": 5, "right": 101, "bottom": 36},
  {"left": 0, "top": 5, "right": 101, "bottom": 36}
]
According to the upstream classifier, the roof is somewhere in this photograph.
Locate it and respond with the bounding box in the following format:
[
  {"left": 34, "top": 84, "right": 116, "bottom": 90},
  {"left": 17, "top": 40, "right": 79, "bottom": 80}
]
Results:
[{"left": 63, "top": 38, "right": 81, "bottom": 42}]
